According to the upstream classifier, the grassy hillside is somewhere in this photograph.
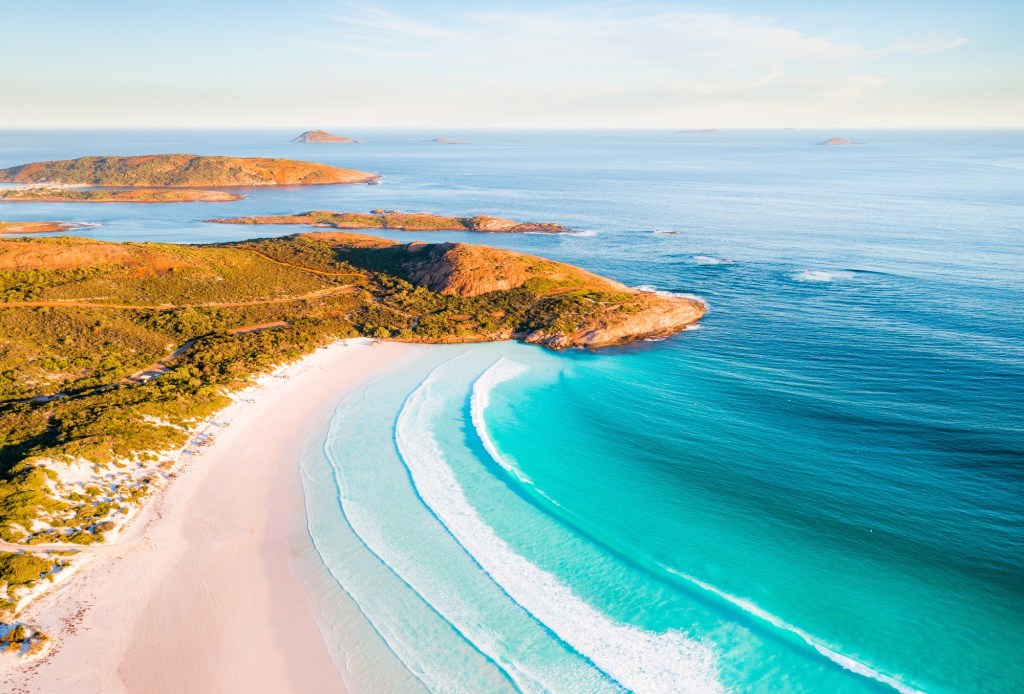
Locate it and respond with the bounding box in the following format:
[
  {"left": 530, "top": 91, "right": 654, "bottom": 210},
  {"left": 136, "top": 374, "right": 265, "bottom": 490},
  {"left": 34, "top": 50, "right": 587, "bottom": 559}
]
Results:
[{"left": 0, "top": 155, "right": 378, "bottom": 187}]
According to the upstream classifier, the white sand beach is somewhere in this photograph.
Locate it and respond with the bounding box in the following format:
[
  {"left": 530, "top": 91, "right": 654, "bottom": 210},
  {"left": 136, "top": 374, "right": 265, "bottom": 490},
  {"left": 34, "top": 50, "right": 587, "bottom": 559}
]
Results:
[{"left": 2, "top": 339, "right": 424, "bottom": 694}]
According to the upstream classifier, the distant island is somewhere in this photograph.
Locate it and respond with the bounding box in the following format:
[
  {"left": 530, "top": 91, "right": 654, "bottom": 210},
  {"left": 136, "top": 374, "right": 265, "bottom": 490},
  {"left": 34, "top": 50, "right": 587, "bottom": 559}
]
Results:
[
  {"left": 817, "top": 137, "right": 859, "bottom": 146},
  {"left": 430, "top": 137, "right": 472, "bottom": 144},
  {"left": 676, "top": 129, "right": 721, "bottom": 135},
  {"left": 0, "top": 155, "right": 379, "bottom": 187},
  {"left": 0, "top": 188, "right": 243, "bottom": 203},
  {"left": 209, "top": 209, "right": 574, "bottom": 234},
  {"left": 292, "top": 130, "right": 360, "bottom": 143},
  {"left": 0, "top": 220, "right": 86, "bottom": 234}
]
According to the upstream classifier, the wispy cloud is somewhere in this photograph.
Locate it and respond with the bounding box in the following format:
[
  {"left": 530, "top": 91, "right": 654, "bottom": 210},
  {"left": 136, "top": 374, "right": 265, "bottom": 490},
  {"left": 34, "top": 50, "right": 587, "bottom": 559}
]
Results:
[
  {"left": 317, "top": 2, "right": 868, "bottom": 82},
  {"left": 889, "top": 36, "right": 969, "bottom": 55}
]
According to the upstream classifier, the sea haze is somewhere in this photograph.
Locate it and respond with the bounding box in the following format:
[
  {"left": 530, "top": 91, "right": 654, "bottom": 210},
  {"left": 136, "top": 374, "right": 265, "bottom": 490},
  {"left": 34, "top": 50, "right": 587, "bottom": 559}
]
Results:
[{"left": 3, "top": 129, "right": 1022, "bottom": 692}]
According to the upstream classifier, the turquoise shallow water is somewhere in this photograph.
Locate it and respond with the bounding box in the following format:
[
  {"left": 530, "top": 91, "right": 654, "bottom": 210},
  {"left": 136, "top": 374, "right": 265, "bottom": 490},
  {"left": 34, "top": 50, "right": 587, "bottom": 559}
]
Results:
[{"left": 2, "top": 129, "right": 1021, "bottom": 691}]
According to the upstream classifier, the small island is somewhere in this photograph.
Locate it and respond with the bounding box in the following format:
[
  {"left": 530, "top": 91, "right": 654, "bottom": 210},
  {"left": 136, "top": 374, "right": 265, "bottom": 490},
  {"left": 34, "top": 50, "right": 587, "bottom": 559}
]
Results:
[
  {"left": 209, "top": 209, "right": 574, "bottom": 234},
  {"left": 430, "top": 137, "right": 472, "bottom": 144},
  {"left": 817, "top": 137, "right": 859, "bottom": 146},
  {"left": 0, "top": 221, "right": 87, "bottom": 234},
  {"left": 0, "top": 154, "right": 378, "bottom": 187},
  {"left": 0, "top": 188, "right": 243, "bottom": 203},
  {"left": 292, "top": 130, "right": 360, "bottom": 143}
]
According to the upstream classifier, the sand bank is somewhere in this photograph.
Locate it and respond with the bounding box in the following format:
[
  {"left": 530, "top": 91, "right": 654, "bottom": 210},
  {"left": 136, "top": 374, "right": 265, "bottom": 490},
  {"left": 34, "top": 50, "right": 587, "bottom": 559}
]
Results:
[{"left": 2, "top": 339, "right": 425, "bottom": 693}]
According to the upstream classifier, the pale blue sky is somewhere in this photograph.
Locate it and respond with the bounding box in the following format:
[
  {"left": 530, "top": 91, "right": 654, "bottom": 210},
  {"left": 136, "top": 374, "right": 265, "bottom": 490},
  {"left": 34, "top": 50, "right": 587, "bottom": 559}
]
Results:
[{"left": 2, "top": 0, "right": 1020, "bottom": 127}]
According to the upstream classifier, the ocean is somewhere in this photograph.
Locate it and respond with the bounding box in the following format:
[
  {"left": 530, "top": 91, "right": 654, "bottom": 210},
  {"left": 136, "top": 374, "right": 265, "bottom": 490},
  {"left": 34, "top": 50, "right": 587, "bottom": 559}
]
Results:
[{"left": 2, "top": 129, "right": 1021, "bottom": 692}]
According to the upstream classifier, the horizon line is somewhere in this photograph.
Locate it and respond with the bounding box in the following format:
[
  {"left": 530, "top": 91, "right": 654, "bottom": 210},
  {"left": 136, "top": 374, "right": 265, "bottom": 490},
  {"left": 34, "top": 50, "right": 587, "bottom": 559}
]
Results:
[{"left": 1, "top": 125, "right": 1022, "bottom": 131}]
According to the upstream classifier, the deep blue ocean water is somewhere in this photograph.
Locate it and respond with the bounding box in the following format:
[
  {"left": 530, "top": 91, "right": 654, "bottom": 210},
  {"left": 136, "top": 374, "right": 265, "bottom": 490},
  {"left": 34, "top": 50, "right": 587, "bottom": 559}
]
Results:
[{"left": 2, "top": 129, "right": 1022, "bottom": 692}]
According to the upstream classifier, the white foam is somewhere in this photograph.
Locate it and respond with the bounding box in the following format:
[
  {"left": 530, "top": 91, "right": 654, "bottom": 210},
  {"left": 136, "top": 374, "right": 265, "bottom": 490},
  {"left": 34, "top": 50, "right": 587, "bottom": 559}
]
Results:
[
  {"left": 635, "top": 285, "right": 708, "bottom": 306},
  {"left": 470, "top": 359, "right": 533, "bottom": 486},
  {"left": 792, "top": 270, "right": 856, "bottom": 283},
  {"left": 663, "top": 567, "right": 923, "bottom": 694},
  {"left": 523, "top": 230, "right": 597, "bottom": 237},
  {"left": 691, "top": 255, "right": 734, "bottom": 265},
  {"left": 396, "top": 375, "right": 724, "bottom": 694}
]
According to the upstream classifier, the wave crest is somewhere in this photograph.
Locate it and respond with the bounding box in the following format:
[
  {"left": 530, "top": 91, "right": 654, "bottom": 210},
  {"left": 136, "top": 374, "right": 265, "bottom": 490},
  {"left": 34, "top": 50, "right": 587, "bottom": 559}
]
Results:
[
  {"left": 792, "top": 270, "right": 856, "bottom": 283},
  {"left": 397, "top": 370, "right": 724, "bottom": 693},
  {"left": 663, "top": 567, "right": 923, "bottom": 694},
  {"left": 635, "top": 284, "right": 708, "bottom": 306},
  {"left": 691, "top": 255, "right": 734, "bottom": 265}
]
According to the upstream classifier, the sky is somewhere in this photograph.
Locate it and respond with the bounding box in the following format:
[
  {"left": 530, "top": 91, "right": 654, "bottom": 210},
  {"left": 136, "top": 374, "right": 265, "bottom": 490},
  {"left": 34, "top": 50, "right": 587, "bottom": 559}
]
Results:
[{"left": 1, "top": 0, "right": 1021, "bottom": 128}]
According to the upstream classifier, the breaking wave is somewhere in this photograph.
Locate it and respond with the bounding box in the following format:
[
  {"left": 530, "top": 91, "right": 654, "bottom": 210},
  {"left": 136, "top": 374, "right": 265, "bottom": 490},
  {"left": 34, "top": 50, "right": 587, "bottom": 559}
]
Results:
[
  {"left": 663, "top": 567, "right": 923, "bottom": 694},
  {"left": 791, "top": 270, "right": 857, "bottom": 283},
  {"left": 396, "top": 372, "right": 724, "bottom": 693}
]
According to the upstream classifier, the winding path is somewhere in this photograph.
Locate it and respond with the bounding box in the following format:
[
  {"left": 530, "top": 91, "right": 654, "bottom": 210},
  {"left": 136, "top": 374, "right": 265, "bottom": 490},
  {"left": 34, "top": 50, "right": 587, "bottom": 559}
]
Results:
[{"left": 0, "top": 284, "right": 357, "bottom": 311}]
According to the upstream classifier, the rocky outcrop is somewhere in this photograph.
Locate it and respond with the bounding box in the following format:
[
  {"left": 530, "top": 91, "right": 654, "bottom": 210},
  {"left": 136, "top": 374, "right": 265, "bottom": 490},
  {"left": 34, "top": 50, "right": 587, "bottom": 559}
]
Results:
[
  {"left": 817, "top": 137, "right": 857, "bottom": 146},
  {"left": 522, "top": 295, "right": 705, "bottom": 349},
  {"left": 292, "top": 130, "right": 359, "bottom": 143},
  {"left": 464, "top": 215, "right": 569, "bottom": 234},
  {"left": 0, "top": 155, "right": 378, "bottom": 187}
]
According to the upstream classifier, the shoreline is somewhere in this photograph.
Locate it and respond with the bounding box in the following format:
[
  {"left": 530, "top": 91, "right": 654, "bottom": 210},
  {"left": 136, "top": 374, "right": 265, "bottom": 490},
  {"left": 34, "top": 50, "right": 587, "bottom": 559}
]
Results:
[{"left": 2, "top": 338, "right": 426, "bottom": 693}]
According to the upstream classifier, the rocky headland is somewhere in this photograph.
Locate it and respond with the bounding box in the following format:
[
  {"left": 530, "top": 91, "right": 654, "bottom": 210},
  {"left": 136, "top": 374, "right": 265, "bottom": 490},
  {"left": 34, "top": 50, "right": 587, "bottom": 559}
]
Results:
[
  {"left": 325, "top": 232, "right": 706, "bottom": 348},
  {"left": 0, "top": 155, "right": 378, "bottom": 187},
  {"left": 209, "top": 209, "right": 574, "bottom": 234}
]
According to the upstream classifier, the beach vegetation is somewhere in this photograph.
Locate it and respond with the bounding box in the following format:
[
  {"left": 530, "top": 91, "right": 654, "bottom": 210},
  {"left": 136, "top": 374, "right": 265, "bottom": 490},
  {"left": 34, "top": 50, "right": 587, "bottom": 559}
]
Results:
[{"left": 0, "top": 552, "right": 55, "bottom": 600}]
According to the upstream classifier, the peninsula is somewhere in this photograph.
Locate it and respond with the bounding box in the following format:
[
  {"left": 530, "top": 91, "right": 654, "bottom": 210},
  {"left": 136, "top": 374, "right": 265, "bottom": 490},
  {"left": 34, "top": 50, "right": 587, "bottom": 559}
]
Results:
[
  {"left": 0, "top": 221, "right": 85, "bottom": 234},
  {"left": 0, "top": 188, "right": 243, "bottom": 203},
  {"left": 292, "top": 130, "right": 360, "bottom": 143},
  {"left": 209, "top": 209, "right": 573, "bottom": 234},
  {"left": 0, "top": 155, "right": 378, "bottom": 187},
  {"left": 0, "top": 232, "right": 703, "bottom": 655}
]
